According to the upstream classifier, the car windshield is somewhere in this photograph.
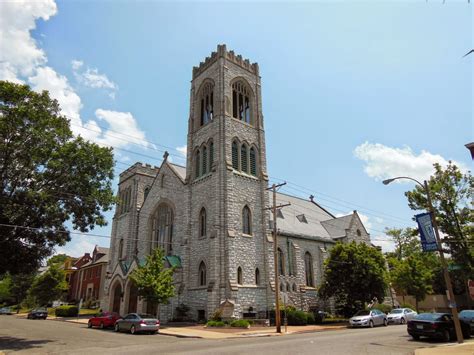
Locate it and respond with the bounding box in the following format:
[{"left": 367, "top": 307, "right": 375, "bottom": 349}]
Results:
[
  {"left": 460, "top": 310, "right": 474, "bottom": 317},
  {"left": 138, "top": 314, "right": 155, "bottom": 319},
  {"left": 391, "top": 309, "right": 404, "bottom": 314},
  {"left": 415, "top": 313, "right": 444, "bottom": 321},
  {"left": 354, "top": 310, "right": 370, "bottom": 316}
]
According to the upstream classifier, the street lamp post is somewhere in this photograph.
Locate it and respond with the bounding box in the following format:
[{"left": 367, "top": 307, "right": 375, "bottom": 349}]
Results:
[{"left": 383, "top": 176, "right": 464, "bottom": 344}]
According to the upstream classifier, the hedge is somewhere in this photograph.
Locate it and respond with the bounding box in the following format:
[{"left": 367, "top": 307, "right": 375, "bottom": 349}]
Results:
[
  {"left": 230, "top": 319, "right": 250, "bottom": 328},
  {"left": 55, "top": 305, "right": 78, "bottom": 317},
  {"left": 206, "top": 320, "right": 225, "bottom": 327}
]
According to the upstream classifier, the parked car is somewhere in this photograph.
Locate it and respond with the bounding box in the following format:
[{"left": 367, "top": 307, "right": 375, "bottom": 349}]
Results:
[
  {"left": 459, "top": 310, "right": 474, "bottom": 333},
  {"left": 114, "top": 313, "right": 160, "bottom": 334},
  {"left": 0, "top": 307, "right": 13, "bottom": 315},
  {"left": 88, "top": 311, "right": 120, "bottom": 329},
  {"left": 27, "top": 308, "right": 48, "bottom": 320},
  {"left": 387, "top": 308, "right": 417, "bottom": 324},
  {"left": 349, "top": 309, "right": 388, "bottom": 328},
  {"left": 407, "top": 312, "right": 471, "bottom": 341}
]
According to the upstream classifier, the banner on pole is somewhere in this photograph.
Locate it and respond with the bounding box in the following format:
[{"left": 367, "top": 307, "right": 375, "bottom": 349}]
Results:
[{"left": 415, "top": 212, "right": 438, "bottom": 252}]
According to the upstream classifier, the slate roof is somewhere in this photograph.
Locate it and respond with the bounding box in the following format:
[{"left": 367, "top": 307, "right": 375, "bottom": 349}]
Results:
[
  {"left": 321, "top": 214, "right": 353, "bottom": 238},
  {"left": 168, "top": 163, "right": 186, "bottom": 181},
  {"left": 271, "top": 192, "right": 336, "bottom": 242}
]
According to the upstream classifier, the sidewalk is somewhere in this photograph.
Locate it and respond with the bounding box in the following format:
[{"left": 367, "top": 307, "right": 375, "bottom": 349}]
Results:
[{"left": 415, "top": 340, "right": 474, "bottom": 355}]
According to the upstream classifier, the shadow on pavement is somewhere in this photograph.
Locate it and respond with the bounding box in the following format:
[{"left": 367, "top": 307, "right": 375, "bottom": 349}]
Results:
[{"left": 0, "top": 336, "right": 52, "bottom": 351}]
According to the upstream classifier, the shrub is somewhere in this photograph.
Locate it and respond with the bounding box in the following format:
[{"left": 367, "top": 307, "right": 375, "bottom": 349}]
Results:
[
  {"left": 230, "top": 319, "right": 250, "bottom": 328},
  {"left": 206, "top": 320, "right": 225, "bottom": 327},
  {"left": 286, "top": 310, "right": 308, "bottom": 325},
  {"left": 55, "top": 305, "right": 78, "bottom": 317},
  {"left": 371, "top": 304, "right": 392, "bottom": 314},
  {"left": 210, "top": 309, "right": 223, "bottom": 321},
  {"left": 306, "top": 312, "right": 315, "bottom": 324}
]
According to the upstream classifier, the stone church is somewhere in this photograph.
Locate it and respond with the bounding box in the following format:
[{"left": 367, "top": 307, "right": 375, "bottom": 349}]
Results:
[{"left": 102, "top": 45, "right": 370, "bottom": 322}]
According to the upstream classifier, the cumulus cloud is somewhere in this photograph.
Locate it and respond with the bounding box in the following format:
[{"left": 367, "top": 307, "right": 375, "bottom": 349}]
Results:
[
  {"left": 354, "top": 142, "right": 467, "bottom": 183},
  {"left": 176, "top": 145, "right": 187, "bottom": 157},
  {"left": 72, "top": 59, "right": 118, "bottom": 96}
]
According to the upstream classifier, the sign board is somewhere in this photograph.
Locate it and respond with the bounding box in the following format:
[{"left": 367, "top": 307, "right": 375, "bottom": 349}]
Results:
[
  {"left": 415, "top": 212, "right": 438, "bottom": 252},
  {"left": 469, "top": 280, "right": 474, "bottom": 300}
]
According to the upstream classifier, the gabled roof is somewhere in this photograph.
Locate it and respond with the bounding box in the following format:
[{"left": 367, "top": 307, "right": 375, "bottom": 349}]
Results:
[
  {"left": 168, "top": 163, "right": 186, "bottom": 182},
  {"left": 95, "top": 246, "right": 109, "bottom": 255},
  {"left": 271, "top": 192, "right": 334, "bottom": 242},
  {"left": 321, "top": 214, "right": 353, "bottom": 238}
]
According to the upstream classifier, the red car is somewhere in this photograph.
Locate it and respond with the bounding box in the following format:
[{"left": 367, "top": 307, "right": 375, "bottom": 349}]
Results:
[{"left": 87, "top": 311, "right": 120, "bottom": 329}]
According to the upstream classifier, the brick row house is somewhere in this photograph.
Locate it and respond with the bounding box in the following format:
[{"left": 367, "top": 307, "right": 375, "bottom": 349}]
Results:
[{"left": 68, "top": 246, "right": 109, "bottom": 303}]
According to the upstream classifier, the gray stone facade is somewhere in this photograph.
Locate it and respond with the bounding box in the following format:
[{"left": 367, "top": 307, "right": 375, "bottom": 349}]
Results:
[{"left": 102, "top": 45, "right": 371, "bottom": 322}]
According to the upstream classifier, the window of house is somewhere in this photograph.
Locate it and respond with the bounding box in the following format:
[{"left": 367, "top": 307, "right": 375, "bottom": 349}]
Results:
[
  {"left": 150, "top": 204, "right": 174, "bottom": 255},
  {"left": 278, "top": 248, "right": 285, "bottom": 276},
  {"left": 280, "top": 282, "right": 284, "bottom": 292},
  {"left": 199, "top": 208, "right": 207, "bottom": 237},
  {"left": 292, "top": 283, "right": 297, "bottom": 292},
  {"left": 356, "top": 229, "right": 361, "bottom": 236},
  {"left": 200, "top": 82, "right": 213, "bottom": 126},
  {"left": 199, "top": 261, "right": 207, "bottom": 286},
  {"left": 237, "top": 267, "right": 243, "bottom": 285},
  {"left": 232, "top": 140, "right": 239, "bottom": 170},
  {"left": 289, "top": 242, "right": 297, "bottom": 276},
  {"left": 304, "top": 252, "right": 314, "bottom": 287},
  {"left": 118, "top": 239, "right": 124, "bottom": 261},
  {"left": 209, "top": 141, "right": 214, "bottom": 168},
  {"left": 296, "top": 214, "right": 308, "bottom": 223},
  {"left": 144, "top": 186, "right": 151, "bottom": 199},
  {"left": 241, "top": 144, "right": 248, "bottom": 173},
  {"left": 242, "top": 205, "right": 252, "bottom": 235},
  {"left": 202, "top": 146, "right": 207, "bottom": 175},
  {"left": 232, "top": 81, "right": 251, "bottom": 125},
  {"left": 250, "top": 147, "right": 257, "bottom": 176},
  {"left": 195, "top": 150, "right": 201, "bottom": 179},
  {"left": 255, "top": 268, "right": 260, "bottom": 286}
]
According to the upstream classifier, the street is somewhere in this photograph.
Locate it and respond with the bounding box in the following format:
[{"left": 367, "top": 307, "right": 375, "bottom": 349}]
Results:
[{"left": 0, "top": 316, "right": 449, "bottom": 355}]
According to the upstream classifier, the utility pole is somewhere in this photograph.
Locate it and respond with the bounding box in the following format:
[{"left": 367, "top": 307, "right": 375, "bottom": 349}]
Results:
[{"left": 265, "top": 182, "right": 291, "bottom": 334}]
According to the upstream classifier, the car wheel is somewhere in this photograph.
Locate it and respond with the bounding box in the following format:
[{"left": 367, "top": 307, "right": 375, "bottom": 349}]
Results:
[
  {"left": 442, "top": 330, "right": 450, "bottom": 342},
  {"left": 100, "top": 322, "right": 104, "bottom": 330},
  {"left": 88, "top": 321, "right": 92, "bottom": 328},
  {"left": 114, "top": 323, "right": 120, "bottom": 332},
  {"left": 43, "top": 317, "right": 47, "bottom": 320},
  {"left": 412, "top": 335, "right": 420, "bottom": 340},
  {"left": 130, "top": 325, "right": 136, "bottom": 335},
  {"left": 400, "top": 318, "right": 405, "bottom": 324},
  {"left": 369, "top": 320, "right": 374, "bottom": 328},
  {"left": 151, "top": 331, "right": 158, "bottom": 335},
  {"left": 383, "top": 319, "right": 388, "bottom": 327}
]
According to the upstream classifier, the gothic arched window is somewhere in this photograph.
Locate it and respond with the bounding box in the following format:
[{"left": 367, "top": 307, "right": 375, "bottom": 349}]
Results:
[
  {"left": 195, "top": 150, "right": 201, "bottom": 179},
  {"left": 242, "top": 205, "right": 252, "bottom": 235},
  {"left": 202, "top": 146, "right": 207, "bottom": 175},
  {"left": 278, "top": 248, "right": 285, "bottom": 276},
  {"left": 199, "top": 208, "right": 207, "bottom": 237},
  {"left": 305, "top": 252, "right": 314, "bottom": 287},
  {"left": 150, "top": 204, "right": 174, "bottom": 255},
  {"left": 118, "top": 239, "right": 124, "bottom": 261},
  {"left": 289, "top": 242, "right": 297, "bottom": 276},
  {"left": 200, "top": 82, "right": 214, "bottom": 126},
  {"left": 232, "top": 80, "right": 251, "bottom": 125},
  {"left": 144, "top": 186, "right": 151, "bottom": 199},
  {"left": 237, "top": 266, "right": 243, "bottom": 285},
  {"left": 232, "top": 140, "right": 239, "bottom": 170},
  {"left": 199, "top": 261, "right": 207, "bottom": 286},
  {"left": 250, "top": 147, "right": 257, "bottom": 176},
  {"left": 292, "top": 283, "right": 297, "bottom": 292},
  {"left": 209, "top": 141, "right": 214, "bottom": 168},
  {"left": 241, "top": 144, "right": 248, "bottom": 173},
  {"left": 255, "top": 268, "right": 260, "bottom": 286}
]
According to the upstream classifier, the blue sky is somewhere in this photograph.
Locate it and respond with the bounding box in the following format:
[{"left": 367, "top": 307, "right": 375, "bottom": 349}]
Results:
[{"left": 1, "top": 0, "right": 472, "bottom": 256}]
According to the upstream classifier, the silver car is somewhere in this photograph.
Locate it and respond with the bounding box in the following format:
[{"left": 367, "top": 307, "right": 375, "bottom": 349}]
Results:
[
  {"left": 114, "top": 313, "right": 160, "bottom": 334},
  {"left": 349, "top": 309, "right": 388, "bottom": 328},
  {"left": 387, "top": 308, "right": 417, "bottom": 324}
]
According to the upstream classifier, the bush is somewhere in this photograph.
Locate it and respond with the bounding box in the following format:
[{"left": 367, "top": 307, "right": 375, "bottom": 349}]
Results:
[
  {"left": 400, "top": 303, "right": 416, "bottom": 310},
  {"left": 206, "top": 320, "right": 225, "bottom": 327},
  {"left": 306, "top": 312, "right": 315, "bottom": 324},
  {"left": 230, "top": 319, "right": 250, "bottom": 328},
  {"left": 286, "top": 310, "right": 308, "bottom": 326},
  {"left": 210, "top": 309, "right": 223, "bottom": 321},
  {"left": 55, "top": 305, "right": 78, "bottom": 317},
  {"left": 371, "top": 304, "right": 392, "bottom": 314}
]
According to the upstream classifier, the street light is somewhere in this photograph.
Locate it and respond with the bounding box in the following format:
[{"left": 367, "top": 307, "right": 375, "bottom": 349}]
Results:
[{"left": 383, "top": 176, "right": 464, "bottom": 344}]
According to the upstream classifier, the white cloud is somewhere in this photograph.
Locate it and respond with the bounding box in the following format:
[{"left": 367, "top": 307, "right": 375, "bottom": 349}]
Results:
[
  {"left": 71, "top": 59, "right": 83, "bottom": 71},
  {"left": 72, "top": 60, "right": 118, "bottom": 98},
  {"left": 54, "top": 236, "right": 102, "bottom": 258},
  {"left": 176, "top": 145, "right": 187, "bottom": 157},
  {"left": 354, "top": 142, "right": 467, "bottom": 183},
  {"left": 0, "top": 0, "right": 57, "bottom": 79},
  {"left": 371, "top": 235, "right": 395, "bottom": 253}
]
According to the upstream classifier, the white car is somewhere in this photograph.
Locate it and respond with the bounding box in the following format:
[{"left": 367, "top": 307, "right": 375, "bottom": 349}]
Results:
[
  {"left": 387, "top": 308, "right": 417, "bottom": 324},
  {"left": 349, "top": 309, "right": 387, "bottom": 328}
]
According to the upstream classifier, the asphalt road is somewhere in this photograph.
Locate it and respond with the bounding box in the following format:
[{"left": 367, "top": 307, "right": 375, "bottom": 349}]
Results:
[{"left": 0, "top": 316, "right": 445, "bottom": 355}]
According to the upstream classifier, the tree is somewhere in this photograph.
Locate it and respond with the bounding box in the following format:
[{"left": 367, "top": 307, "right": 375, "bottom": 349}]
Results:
[
  {"left": 390, "top": 255, "right": 433, "bottom": 312},
  {"left": 10, "top": 273, "right": 35, "bottom": 310},
  {"left": 28, "top": 265, "right": 68, "bottom": 306},
  {"left": 0, "top": 81, "right": 115, "bottom": 275},
  {"left": 319, "top": 242, "right": 388, "bottom": 318},
  {"left": 405, "top": 163, "right": 474, "bottom": 284},
  {"left": 385, "top": 227, "right": 421, "bottom": 260},
  {"left": 129, "top": 248, "right": 175, "bottom": 316},
  {"left": 0, "top": 274, "right": 13, "bottom": 304},
  {"left": 47, "top": 254, "right": 69, "bottom": 267}
]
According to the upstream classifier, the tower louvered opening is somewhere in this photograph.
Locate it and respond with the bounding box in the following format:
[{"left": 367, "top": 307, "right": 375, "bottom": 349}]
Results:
[
  {"left": 232, "top": 141, "right": 239, "bottom": 169},
  {"left": 250, "top": 147, "right": 256, "bottom": 176},
  {"left": 241, "top": 145, "right": 248, "bottom": 173}
]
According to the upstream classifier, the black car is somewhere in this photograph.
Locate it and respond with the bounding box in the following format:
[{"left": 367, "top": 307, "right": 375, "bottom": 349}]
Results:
[
  {"left": 407, "top": 312, "right": 470, "bottom": 342},
  {"left": 27, "top": 308, "right": 48, "bottom": 320},
  {"left": 459, "top": 310, "right": 474, "bottom": 333}
]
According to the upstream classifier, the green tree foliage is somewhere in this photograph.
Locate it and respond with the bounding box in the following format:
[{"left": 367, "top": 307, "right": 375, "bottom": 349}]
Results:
[
  {"left": 47, "top": 254, "right": 69, "bottom": 267},
  {"left": 28, "top": 265, "right": 68, "bottom": 306},
  {"left": 390, "top": 255, "right": 433, "bottom": 312},
  {"left": 319, "top": 242, "right": 388, "bottom": 317},
  {"left": 0, "top": 274, "right": 13, "bottom": 304},
  {"left": 129, "top": 248, "right": 175, "bottom": 314},
  {"left": 405, "top": 163, "right": 474, "bottom": 281},
  {"left": 0, "top": 81, "right": 115, "bottom": 275},
  {"left": 385, "top": 228, "right": 421, "bottom": 260}
]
